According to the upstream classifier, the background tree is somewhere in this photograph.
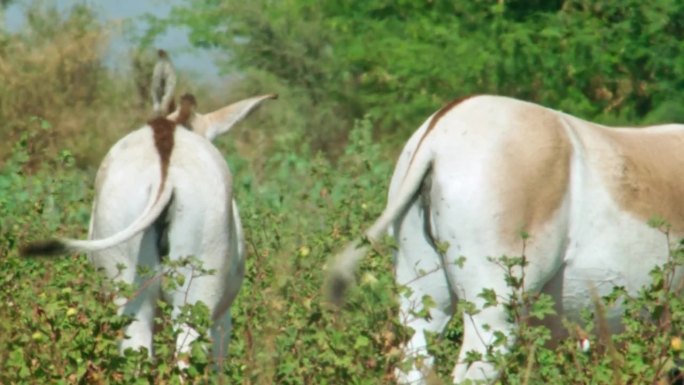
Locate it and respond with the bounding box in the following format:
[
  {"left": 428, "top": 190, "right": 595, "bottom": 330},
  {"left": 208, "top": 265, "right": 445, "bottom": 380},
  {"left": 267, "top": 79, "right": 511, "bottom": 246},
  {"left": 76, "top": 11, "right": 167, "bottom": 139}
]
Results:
[{"left": 157, "top": 0, "right": 684, "bottom": 151}]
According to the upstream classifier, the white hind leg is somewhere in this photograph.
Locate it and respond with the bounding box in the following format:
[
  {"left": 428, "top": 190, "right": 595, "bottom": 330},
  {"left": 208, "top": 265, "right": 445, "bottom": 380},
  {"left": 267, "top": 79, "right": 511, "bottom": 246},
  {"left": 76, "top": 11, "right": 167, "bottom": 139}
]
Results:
[
  {"left": 164, "top": 207, "right": 244, "bottom": 369},
  {"left": 394, "top": 201, "right": 455, "bottom": 384},
  {"left": 443, "top": 239, "right": 564, "bottom": 384},
  {"left": 119, "top": 231, "right": 161, "bottom": 355},
  {"left": 167, "top": 268, "right": 220, "bottom": 369},
  {"left": 210, "top": 311, "right": 232, "bottom": 370},
  {"left": 88, "top": 182, "right": 163, "bottom": 356},
  {"left": 210, "top": 203, "right": 244, "bottom": 369},
  {"left": 451, "top": 284, "right": 513, "bottom": 383},
  {"left": 91, "top": 228, "right": 161, "bottom": 356}
]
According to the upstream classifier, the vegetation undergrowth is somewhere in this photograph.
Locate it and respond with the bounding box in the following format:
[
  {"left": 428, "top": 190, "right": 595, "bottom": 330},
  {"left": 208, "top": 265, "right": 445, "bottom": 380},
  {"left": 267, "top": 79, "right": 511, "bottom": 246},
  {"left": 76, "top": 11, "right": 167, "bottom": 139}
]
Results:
[
  {"left": 4, "top": 113, "right": 684, "bottom": 384},
  {"left": 2, "top": 0, "right": 684, "bottom": 384}
]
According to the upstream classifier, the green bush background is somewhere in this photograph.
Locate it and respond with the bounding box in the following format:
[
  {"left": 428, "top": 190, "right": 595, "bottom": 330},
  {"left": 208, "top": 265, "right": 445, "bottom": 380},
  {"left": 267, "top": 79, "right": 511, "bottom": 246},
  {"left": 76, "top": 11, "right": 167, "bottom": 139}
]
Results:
[{"left": 1, "top": 1, "right": 684, "bottom": 383}]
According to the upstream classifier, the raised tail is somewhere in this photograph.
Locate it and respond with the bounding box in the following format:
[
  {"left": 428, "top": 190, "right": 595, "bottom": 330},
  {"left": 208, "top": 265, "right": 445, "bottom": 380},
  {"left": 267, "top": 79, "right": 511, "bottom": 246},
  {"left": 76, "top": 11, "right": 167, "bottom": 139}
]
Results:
[
  {"left": 326, "top": 144, "right": 433, "bottom": 305},
  {"left": 21, "top": 180, "right": 173, "bottom": 257}
]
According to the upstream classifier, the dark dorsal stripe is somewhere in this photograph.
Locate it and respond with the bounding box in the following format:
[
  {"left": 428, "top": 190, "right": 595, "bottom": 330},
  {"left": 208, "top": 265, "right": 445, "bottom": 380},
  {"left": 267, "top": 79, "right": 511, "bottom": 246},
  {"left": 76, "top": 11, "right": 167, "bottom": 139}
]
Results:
[
  {"left": 405, "top": 95, "right": 474, "bottom": 170},
  {"left": 148, "top": 117, "right": 176, "bottom": 189}
]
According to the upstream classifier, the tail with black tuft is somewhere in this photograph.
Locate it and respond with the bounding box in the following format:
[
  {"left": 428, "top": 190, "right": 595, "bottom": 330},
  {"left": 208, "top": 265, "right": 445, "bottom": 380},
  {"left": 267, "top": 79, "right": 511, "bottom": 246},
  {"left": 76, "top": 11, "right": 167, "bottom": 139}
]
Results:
[
  {"left": 20, "top": 239, "right": 70, "bottom": 257},
  {"left": 324, "top": 123, "right": 434, "bottom": 306}
]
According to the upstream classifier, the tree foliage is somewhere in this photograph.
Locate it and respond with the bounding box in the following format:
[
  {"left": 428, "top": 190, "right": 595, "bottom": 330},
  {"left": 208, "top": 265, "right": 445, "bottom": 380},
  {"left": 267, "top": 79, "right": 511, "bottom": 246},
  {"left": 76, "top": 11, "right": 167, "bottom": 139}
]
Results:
[
  {"left": 159, "top": 0, "right": 684, "bottom": 143},
  {"left": 0, "top": 2, "right": 149, "bottom": 168}
]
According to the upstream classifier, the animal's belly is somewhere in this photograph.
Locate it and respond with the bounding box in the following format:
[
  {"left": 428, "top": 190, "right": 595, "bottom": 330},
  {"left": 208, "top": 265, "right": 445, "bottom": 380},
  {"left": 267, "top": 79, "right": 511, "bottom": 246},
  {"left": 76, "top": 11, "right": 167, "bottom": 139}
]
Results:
[
  {"left": 555, "top": 267, "right": 628, "bottom": 323},
  {"left": 549, "top": 206, "right": 671, "bottom": 328}
]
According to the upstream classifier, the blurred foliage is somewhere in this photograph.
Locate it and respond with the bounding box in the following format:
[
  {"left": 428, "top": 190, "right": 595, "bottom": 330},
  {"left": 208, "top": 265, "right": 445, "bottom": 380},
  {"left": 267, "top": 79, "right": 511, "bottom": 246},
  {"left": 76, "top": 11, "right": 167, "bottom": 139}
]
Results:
[
  {"left": 0, "top": 2, "right": 153, "bottom": 168},
  {"left": 156, "top": 0, "right": 684, "bottom": 149}
]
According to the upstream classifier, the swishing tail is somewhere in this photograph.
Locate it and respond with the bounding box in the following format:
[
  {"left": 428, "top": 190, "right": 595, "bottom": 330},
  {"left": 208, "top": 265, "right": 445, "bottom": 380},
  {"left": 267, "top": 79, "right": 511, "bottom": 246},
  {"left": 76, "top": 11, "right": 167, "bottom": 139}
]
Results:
[
  {"left": 326, "top": 147, "right": 433, "bottom": 305},
  {"left": 21, "top": 181, "right": 173, "bottom": 256}
]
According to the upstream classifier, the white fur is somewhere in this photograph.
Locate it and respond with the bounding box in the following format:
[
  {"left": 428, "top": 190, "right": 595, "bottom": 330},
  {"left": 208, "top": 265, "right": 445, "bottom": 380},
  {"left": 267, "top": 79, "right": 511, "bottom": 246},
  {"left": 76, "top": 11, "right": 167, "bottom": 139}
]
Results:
[
  {"left": 30, "top": 94, "right": 275, "bottom": 367},
  {"left": 329, "top": 95, "right": 684, "bottom": 384},
  {"left": 166, "top": 94, "right": 277, "bottom": 141},
  {"left": 89, "top": 126, "right": 241, "bottom": 362},
  {"left": 151, "top": 54, "right": 177, "bottom": 115}
]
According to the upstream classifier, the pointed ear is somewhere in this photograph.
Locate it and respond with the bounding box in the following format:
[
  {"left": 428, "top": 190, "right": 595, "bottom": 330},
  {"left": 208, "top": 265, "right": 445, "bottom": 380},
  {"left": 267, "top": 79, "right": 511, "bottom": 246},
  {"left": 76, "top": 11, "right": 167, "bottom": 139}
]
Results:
[
  {"left": 175, "top": 93, "right": 197, "bottom": 127},
  {"left": 166, "top": 107, "right": 180, "bottom": 122},
  {"left": 202, "top": 94, "right": 277, "bottom": 141},
  {"left": 165, "top": 94, "right": 196, "bottom": 126}
]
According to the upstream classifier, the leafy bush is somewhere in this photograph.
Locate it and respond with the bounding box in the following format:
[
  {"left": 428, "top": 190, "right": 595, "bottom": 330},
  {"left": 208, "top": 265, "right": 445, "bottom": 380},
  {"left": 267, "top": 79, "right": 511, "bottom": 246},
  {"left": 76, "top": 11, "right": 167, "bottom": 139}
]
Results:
[
  {"left": 5, "top": 116, "right": 684, "bottom": 384},
  {"left": 0, "top": 116, "right": 409, "bottom": 384},
  {"left": 158, "top": 0, "right": 684, "bottom": 146},
  {"left": 3, "top": 1, "right": 684, "bottom": 384}
]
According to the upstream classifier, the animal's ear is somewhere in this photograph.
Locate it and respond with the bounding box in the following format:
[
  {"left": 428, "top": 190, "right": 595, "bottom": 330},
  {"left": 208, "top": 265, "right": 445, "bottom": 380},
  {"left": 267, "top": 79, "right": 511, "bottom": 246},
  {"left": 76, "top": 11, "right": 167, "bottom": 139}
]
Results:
[
  {"left": 202, "top": 94, "right": 277, "bottom": 141},
  {"left": 151, "top": 49, "right": 177, "bottom": 116},
  {"left": 166, "top": 108, "right": 180, "bottom": 122},
  {"left": 175, "top": 93, "right": 198, "bottom": 128},
  {"left": 165, "top": 93, "right": 196, "bottom": 124}
]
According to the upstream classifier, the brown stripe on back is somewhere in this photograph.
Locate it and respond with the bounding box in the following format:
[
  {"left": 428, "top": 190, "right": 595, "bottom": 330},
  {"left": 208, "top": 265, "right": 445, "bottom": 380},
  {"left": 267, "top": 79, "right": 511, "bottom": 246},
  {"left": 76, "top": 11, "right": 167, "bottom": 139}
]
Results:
[
  {"left": 148, "top": 117, "right": 176, "bottom": 189},
  {"left": 405, "top": 95, "right": 475, "bottom": 171}
]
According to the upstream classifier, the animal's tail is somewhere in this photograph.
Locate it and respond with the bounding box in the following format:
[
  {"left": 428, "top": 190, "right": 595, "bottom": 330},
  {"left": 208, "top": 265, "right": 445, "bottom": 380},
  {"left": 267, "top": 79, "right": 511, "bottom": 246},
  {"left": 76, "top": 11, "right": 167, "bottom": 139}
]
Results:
[
  {"left": 326, "top": 138, "right": 433, "bottom": 305},
  {"left": 21, "top": 180, "right": 173, "bottom": 257}
]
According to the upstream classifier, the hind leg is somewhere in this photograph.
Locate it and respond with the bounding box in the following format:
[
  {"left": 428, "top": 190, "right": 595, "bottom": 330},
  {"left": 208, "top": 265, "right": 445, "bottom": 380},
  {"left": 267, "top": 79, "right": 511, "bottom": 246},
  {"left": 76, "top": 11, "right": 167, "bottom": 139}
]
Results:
[
  {"left": 165, "top": 251, "right": 243, "bottom": 368},
  {"left": 116, "top": 230, "right": 161, "bottom": 355},
  {"left": 165, "top": 201, "right": 245, "bottom": 369},
  {"left": 89, "top": 226, "right": 161, "bottom": 356},
  {"left": 451, "top": 298, "right": 513, "bottom": 383},
  {"left": 118, "top": 284, "right": 160, "bottom": 355},
  {"left": 210, "top": 310, "right": 233, "bottom": 370},
  {"left": 88, "top": 186, "right": 162, "bottom": 356},
  {"left": 443, "top": 240, "right": 563, "bottom": 383},
  {"left": 394, "top": 201, "right": 455, "bottom": 384},
  {"left": 210, "top": 204, "right": 244, "bottom": 369},
  {"left": 166, "top": 266, "right": 219, "bottom": 364}
]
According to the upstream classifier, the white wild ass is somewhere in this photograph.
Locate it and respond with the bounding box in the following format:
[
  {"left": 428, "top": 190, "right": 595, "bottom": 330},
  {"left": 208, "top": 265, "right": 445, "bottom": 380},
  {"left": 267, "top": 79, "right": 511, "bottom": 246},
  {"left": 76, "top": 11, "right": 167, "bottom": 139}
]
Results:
[
  {"left": 328, "top": 95, "right": 684, "bottom": 383},
  {"left": 22, "top": 93, "right": 276, "bottom": 367}
]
